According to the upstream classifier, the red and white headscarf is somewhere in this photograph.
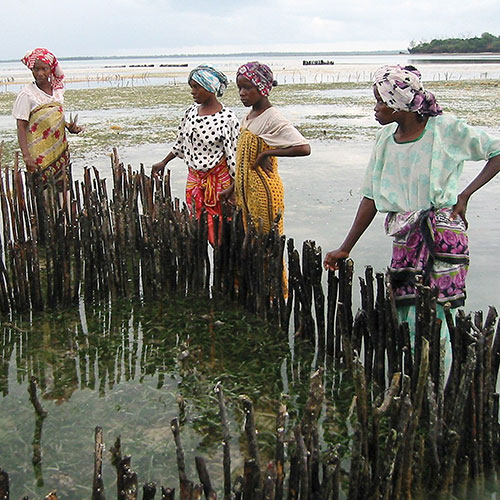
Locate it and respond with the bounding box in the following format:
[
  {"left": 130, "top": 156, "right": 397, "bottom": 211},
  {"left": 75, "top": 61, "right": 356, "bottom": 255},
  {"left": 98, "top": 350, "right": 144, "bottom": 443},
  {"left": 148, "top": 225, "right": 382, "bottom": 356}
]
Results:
[{"left": 21, "top": 48, "right": 65, "bottom": 91}]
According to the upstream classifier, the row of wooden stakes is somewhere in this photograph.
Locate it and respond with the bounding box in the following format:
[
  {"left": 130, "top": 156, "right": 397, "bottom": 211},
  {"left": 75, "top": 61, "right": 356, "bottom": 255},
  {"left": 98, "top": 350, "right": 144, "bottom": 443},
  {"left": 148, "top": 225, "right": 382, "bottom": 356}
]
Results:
[{"left": 0, "top": 154, "right": 499, "bottom": 498}]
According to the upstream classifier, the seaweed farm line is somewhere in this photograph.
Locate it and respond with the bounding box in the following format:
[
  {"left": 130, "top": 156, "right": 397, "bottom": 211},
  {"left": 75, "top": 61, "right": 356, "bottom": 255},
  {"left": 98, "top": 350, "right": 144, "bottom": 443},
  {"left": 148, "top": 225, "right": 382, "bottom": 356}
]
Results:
[
  {"left": 2, "top": 53, "right": 500, "bottom": 92},
  {"left": 0, "top": 156, "right": 500, "bottom": 499}
]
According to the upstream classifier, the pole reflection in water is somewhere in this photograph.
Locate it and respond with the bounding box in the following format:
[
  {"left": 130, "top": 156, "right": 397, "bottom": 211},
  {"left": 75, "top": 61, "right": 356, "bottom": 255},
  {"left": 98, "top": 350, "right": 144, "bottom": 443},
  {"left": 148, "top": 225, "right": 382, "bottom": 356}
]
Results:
[{"left": 0, "top": 296, "right": 310, "bottom": 498}]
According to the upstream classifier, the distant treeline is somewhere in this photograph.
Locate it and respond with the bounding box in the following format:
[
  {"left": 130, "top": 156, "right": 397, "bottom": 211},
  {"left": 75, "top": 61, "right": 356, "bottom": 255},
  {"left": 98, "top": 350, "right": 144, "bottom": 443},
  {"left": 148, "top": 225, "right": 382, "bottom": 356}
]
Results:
[{"left": 409, "top": 32, "right": 500, "bottom": 53}]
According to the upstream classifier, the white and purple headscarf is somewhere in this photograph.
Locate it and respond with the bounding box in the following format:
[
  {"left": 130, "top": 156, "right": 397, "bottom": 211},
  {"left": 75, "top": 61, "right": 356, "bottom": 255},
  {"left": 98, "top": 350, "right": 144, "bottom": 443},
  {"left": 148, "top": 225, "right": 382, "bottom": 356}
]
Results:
[
  {"left": 374, "top": 65, "right": 442, "bottom": 116},
  {"left": 188, "top": 64, "right": 228, "bottom": 97},
  {"left": 237, "top": 61, "right": 275, "bottom": 97}
]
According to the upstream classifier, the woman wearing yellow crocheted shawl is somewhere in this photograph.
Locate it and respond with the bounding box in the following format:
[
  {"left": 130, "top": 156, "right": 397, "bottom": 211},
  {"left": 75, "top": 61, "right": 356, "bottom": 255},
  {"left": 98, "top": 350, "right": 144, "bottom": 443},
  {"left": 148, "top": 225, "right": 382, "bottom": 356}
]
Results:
[{"left": 229, "top": 61, "right": 310, "bottom": 234}]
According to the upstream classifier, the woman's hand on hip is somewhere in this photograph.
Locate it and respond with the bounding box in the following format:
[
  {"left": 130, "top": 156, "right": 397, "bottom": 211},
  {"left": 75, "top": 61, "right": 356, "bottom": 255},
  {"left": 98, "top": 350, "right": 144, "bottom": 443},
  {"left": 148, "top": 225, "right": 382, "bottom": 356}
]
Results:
[
  {"left": 451, "top": 193, "right": 469, "bottom": 228},
  {"left": 252, "top": 152, "right": 273, "bottom": 177}
]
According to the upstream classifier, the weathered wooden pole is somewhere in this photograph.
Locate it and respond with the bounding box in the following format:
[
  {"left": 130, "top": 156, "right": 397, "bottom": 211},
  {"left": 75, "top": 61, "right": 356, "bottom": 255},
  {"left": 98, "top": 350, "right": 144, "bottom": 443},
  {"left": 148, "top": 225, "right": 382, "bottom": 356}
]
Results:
[
  {"left": 92, "top": 426, "right": 106, "bottom": 500},
  {"left": 0, "top": 468, "right": 9, "bottom": 500},
  {"left": 215, "top": 382, "right": 232, "bottom": 500}
]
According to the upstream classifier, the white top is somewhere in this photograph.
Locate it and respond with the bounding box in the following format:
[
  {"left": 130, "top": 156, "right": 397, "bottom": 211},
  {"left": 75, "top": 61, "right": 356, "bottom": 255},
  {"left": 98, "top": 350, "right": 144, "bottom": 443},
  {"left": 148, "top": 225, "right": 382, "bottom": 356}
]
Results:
[
  {"left": 172, "top": 103, "right": 240, "bottom": 176},
  {"left": 12, "top": 83, "right": 65, "bottom": 121},
  {"left": 241, "top": 106, "right": 309, "bottom": 148},
  {"left": 361, "top": 114, "right": 500, "bottom": 212}
]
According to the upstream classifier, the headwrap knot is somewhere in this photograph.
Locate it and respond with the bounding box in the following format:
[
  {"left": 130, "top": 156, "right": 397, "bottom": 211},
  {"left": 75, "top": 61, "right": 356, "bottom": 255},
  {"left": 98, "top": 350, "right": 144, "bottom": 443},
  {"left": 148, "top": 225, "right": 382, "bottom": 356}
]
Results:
[
  {"left": 188, "top": 64, "right": 228, "bottom": 97},
  {"left": 373, "top": 64, "right": 442, "bottom": 116},
  {"left": 21, "top": 48, "right": 65, "bottom": 91},
  {"left": 236, "top": 61, "right": 275, "bottom": 97}
]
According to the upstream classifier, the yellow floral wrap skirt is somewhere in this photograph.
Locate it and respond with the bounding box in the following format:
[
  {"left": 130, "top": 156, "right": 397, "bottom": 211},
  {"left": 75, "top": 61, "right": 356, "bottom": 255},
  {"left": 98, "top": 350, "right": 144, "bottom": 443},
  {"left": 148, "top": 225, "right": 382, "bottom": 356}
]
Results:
[{"left": 27, "top": 102, "right": 69, "bottom": 182}]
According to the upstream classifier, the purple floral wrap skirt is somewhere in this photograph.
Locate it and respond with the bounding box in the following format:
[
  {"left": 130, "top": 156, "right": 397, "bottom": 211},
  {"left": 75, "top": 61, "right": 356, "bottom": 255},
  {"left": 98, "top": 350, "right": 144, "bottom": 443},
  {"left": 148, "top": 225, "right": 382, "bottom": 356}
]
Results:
[{"left": 385, "top": 207, "right": 469, "bottom": 308}]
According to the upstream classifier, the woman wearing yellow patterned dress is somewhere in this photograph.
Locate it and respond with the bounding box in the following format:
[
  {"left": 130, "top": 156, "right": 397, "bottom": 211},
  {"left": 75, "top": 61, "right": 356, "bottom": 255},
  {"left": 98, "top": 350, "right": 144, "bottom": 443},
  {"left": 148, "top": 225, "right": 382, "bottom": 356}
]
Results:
[
  {"left": 227, "top": 61, "right": 310, "bottom": 234},
  {"left": 13, "top": 48, "right": 81, "bottom": 183}
]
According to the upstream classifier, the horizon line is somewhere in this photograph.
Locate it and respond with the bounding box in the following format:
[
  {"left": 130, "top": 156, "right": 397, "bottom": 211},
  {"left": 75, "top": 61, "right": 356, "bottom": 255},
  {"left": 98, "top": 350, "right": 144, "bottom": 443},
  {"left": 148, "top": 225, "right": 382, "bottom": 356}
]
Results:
[{"left": 1, "top": 49, "right": 408, "bottom": 63}]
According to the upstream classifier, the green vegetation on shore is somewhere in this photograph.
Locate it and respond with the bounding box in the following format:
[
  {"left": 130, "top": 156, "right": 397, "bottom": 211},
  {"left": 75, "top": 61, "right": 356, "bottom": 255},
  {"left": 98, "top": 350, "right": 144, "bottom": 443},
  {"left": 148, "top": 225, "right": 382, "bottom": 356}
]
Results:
[{"left": 409, "top": 32, "right": 500, "bottom": 53}]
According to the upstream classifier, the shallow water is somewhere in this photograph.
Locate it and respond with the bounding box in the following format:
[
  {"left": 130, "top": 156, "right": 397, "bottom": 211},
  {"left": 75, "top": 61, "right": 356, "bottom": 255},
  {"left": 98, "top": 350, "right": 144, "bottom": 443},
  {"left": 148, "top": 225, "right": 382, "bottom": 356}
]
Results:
[
  {"left": 85, "top": 137, "right": 500, "bottom": 315},
  {"left": 2, "top": 53, "right": 500, "bottom": 91},
  {"left": 1, "top": 56, "right": 500, "bottom": 496},
  {"left": 1, "top": 297, "right": 315, "bottom": 498}
]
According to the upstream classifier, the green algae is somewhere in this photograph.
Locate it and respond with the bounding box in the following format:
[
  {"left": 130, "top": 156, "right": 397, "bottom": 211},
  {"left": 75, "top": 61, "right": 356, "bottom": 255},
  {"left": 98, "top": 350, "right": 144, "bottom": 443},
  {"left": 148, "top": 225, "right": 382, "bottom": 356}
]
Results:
[
  {"left": 1, "top": 79, "right": 500, "bottom": 166},
  {"left": 0, "top": 294, "right": 318, "bottom": 497}
]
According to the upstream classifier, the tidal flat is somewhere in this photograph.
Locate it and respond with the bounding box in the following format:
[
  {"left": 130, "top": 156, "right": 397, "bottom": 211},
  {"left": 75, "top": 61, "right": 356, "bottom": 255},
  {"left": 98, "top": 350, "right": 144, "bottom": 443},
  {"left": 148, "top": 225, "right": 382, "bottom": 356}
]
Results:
[{"left": 1, "top": 79, "right": 499, "bottom": 162}]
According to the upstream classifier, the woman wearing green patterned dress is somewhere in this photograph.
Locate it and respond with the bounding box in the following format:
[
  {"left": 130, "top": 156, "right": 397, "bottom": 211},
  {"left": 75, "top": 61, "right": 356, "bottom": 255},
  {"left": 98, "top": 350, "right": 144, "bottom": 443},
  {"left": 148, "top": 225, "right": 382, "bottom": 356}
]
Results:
[{"left": 324, "top": 64, "right": 500, "bottom": 332}]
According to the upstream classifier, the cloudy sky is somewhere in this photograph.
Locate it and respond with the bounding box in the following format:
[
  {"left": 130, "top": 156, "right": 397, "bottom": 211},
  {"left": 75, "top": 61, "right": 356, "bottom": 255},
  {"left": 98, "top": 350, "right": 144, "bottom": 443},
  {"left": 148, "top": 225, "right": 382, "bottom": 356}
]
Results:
[{"left": 2, "top": 0, "right": 499, "bottom": 60}]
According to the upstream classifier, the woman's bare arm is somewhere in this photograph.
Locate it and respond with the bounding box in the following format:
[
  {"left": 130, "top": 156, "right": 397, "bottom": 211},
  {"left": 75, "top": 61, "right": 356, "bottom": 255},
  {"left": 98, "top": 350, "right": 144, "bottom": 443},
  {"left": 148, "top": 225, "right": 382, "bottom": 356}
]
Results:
[{"left": 323, "top": 197, "right": 378, "bottom": 270}]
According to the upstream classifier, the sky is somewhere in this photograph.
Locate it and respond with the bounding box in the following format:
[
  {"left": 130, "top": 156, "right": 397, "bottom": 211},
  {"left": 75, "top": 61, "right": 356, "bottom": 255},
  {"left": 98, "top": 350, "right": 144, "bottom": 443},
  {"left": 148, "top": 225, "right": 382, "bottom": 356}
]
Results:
[{"left": 2, "top": 0, "right": 500, "bottom": 60}]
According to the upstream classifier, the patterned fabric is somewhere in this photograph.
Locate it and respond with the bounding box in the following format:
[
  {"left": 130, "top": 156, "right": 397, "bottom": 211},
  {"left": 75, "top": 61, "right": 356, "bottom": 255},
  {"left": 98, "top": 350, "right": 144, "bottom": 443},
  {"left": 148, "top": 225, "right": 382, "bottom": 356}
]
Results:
[
  {"left": 235, "top": 128, "right": 288, "bottom": 297},
  {"left": 188, "top": 64, "right": 228, "bottom": 97},
  {"left": 361, "top": 114, "right": 500, "bottom": 213},
  {"left": 235, "top": 129, "right": 284, "bottom": 235},
  {"left": 373, "top": 65, "right": 442, "bottom": 116},
  {"left": 26, "top": 102, "right": 70, "bottom": 181},
  {"left": 21, "top": 48, "right": 65, "bottom": 91},
  {"left": 237, "top": 61, "right": 274, "bottom": 97},
  {"left": 386, "top": 207, "right": 469, "bottom": 307},
  {"left": 172, "top": 104, "right": 239, "bottom": 176},
  {"left": 12, "top": 83, "right": 64, "bottom": 121},
  {"left": 185, "top": 158, "right": 232, "bottom": 245}
]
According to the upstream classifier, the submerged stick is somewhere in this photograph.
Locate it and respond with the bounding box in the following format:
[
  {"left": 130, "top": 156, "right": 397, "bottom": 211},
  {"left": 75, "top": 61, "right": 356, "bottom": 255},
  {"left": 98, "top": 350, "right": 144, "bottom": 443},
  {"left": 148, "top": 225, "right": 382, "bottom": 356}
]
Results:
[
  {"left": 0, "top": 468, "right": 9, "bottom": 500},
  {"left": 92, "top": 426, "right": 105, "bottom": 500},
  {"left": 160, "top": 487, "right": 175, "bottom": 500},
  {"left": 240, "top": 395, "right": 262, "bottom": 474},
  {"left": 171, "top": 418, "right": 193, "bottom": 499},
  {"left": 274, "top": 403, "right": 287, "bottom": 500},
  {"left": 215, "top": 382, "right": 232, "bottom": 500},
  {"left": 142, "top": 482, "right": 156, "bottom": 500},
  {"left": 195, "top": 456, "right": 216, "bottom": 499},
  {"left": 28, "top": 376, "right": 47, "bottom": 418}
]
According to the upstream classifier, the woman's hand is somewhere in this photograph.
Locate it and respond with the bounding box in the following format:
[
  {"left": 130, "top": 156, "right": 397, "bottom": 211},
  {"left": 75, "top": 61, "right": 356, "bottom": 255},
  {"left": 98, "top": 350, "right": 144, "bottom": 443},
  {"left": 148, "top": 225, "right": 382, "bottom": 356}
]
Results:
[
  {"left": 219, "top": 183, "right": 235, "bottom": 205},
  {"left": 323, "top": 197, "right": 377, "bottom": 272},
  {"left": 66, "top": 113, "right": 82, "bottom": 134},
  {"left": 67, "top": 123, "right": 82, "bottom": 134},
  {"left": 450, "top": 155, "right": 500, "bottom": 229},
  {"left": 152, "top": 152, "right": 175, "bottom": 177},
  {"left": 451, "top": 192, "right": 469, "bottom": 228},
  {"left": 252, "top": 151, "right": 273, "bottom": 177},
  {"left": 23, "top": 155, "right": 38, "bottom": 173},
  {"left": 152, "top": 160, "right": 167, "bottom": 177},
  {"left": 323, "top": 248, "right": 350, "bottom": 271}
]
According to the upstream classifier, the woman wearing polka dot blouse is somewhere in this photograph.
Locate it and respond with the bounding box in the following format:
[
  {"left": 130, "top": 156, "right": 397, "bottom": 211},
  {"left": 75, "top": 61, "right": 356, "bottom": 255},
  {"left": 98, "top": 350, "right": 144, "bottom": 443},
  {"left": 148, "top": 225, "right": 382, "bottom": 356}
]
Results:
[
  {"left": 229, "top": 61, "right": 311, "bottom": 235},
  {"left": 152, "top": 64, "right": 239, "bottom": 245}
]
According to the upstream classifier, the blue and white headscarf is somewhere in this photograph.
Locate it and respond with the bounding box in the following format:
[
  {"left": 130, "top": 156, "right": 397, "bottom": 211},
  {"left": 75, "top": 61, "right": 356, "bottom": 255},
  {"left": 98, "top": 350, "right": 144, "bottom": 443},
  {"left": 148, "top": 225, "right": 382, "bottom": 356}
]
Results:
[
  {"left": 188, "top": 64, "right": 228, "bottom": 97},
  {"left": 374, "top": 65, "right": 442, "bottom": 116}
]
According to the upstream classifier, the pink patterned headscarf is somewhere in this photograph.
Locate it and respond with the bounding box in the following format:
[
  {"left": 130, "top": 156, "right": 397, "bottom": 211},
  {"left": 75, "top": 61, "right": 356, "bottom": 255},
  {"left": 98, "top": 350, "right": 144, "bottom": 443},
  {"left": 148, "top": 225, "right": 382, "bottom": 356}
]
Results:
[
  {"left": 237, "top": 61, "right": 274, "bottom": 97},
  {"left": 22, "top": 48, "right": 65, "bottom": 90},
  {"left": 374, "top": 65, "right": 442, "bottom": 116}
]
